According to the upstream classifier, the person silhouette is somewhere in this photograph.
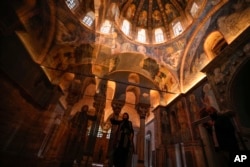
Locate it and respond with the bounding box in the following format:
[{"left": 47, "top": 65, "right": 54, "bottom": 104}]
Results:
[{"left": 110, "top": 113, "right": 134, "bottom": 167}]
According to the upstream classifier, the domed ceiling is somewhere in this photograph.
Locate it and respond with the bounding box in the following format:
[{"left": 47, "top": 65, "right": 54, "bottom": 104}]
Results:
[
  {"left": 67, "top": 0, "right": 206, "bottom": 44},
  {"left": 13, "top": 0, "right": 247, "bottom": 123}
]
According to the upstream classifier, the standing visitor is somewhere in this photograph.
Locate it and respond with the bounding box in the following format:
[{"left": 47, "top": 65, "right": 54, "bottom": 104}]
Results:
[{"left": 110, "top": 113, "right": 134, "bottom": 167}]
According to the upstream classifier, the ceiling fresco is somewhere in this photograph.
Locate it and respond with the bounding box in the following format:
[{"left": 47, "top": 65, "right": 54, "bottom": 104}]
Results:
[{"left": 13, "top": 0, "right": 250, "bottom": 123}]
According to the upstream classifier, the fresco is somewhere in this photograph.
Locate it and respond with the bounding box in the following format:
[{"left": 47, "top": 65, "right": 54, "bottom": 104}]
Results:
[
  {"left": 181, "top": 18, "right": 211, "bottom": 92},
  {"left": 42, "top": 0, "right": 247, "bottom": 104},
  {"left": 16, "top": 0, "right": 56, "bottom": 63},
  {"left": 60, "top": 0, "right": 228, "bottom": 98},
  {"left": 218, "top": 1, "right": 250, "bottom": 44},
  {"left": 160, "top": 80, "right": 223, "bottom": 143},
  {"left": 95, "top": 30, "right": 184, "bottom": 95},
  {"left": 163, "top": 97, "right": 192, "bottom": 144},
  {"left": 186, "top": 81, "right": 221, "bottom": 140},
  {"left": 55, "top": 7, "right": 95, "bottom": 45},
  {"left": 187, "top": 82, "right": 221, "bottom": 122}
]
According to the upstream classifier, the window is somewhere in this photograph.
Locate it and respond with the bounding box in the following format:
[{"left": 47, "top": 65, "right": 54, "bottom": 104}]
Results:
[
  {"left": 83, "top": 16, "right": 93, "bottom": 26},
  {"left": 155, "top": 28, "right": 164, "bottom": 43},
  {"left": 173, "top": 22, "right": 183, "bottom": 36},
  {"left": 87, "top": 127, "right": 90, "bottom": 136},
  {"left": 101, "top": 20, "right": 112, "bottom": 34},
  {"left": 137, "top": 29, "right": 146, "bottom": 42},
  {"left": 121, "top": 19, "right": 130, "bottom": 35},
  {"left": 65, "top": 0, "right": 78, "bottom": 10},
  {"left": 106, "top": 128, "right": 111, "bottom": 139},
  {"left": 82, "top": 11, "right": 95, "bottom": 27},
  {"left": 97, "top": 126, "right": 103, "bottom": 138},
  {"left": 190, "top": 2, "right": 199, "bottom": 17},
  {"left": 87, "top": 126, "right": 103, "bottom": 138}
]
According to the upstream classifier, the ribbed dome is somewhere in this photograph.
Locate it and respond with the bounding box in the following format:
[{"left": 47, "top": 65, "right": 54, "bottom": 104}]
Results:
[{"left": 65, "top": 0, "right": 206, "bottom": 44}]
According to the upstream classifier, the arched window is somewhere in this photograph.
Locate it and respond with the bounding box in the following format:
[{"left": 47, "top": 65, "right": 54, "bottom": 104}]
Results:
[
  {"left": 137, "top": 29, "right": 146, "bottom": 42},
  {"left": 190, "top": 2, "right": 199, "bottom": 17},
  {"left": 65, "top": 0, "right": 78, "bottom": 10},
  {"left": 87, "top": 126, "right": 103, "bottom": 138},
  {"left": 121, "top": 19, "right": 130, "bottom": 35},
  {"left": 82, "top": 11, "right": 95, "bottom": 27},
  {"left": 155, "top": 28, "right": 164, "bottom": 43},
  {"left": 204, "top": 31, "right": 227, "bottom": 59},
  {"left": 106, "top": 128, "right": 111, "bottom": 139},
  {"left": 173, "top": 21, "right": 183, "bottom": 37},
  {"left": 97, "top": 126, "right": 103, "bottom": 138},
  {"left": 101, "top": 20, "right": 112, "bottom": 34}
]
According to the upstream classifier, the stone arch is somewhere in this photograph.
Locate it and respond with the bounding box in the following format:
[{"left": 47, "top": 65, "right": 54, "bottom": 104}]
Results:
[
  {"left": 124, "top": 85, "right": 141, "bottom": 128},
  {"left": 204, "top": 31, "right": 227, "bottom": 59},
  {"left": 68, "top": 77, "right": 96, "bottom": 116}
]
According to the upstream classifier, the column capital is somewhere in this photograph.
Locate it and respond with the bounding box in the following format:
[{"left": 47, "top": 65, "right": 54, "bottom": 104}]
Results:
[
  {"left": 93, "top": 93, "right": 106, "bottom": 110},
  {"left": 136, "top": 103, "right": 151, "bottom": 119}
]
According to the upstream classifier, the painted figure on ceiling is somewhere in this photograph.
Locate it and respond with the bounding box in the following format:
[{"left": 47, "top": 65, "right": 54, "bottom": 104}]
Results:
[
  {"left": 138, "top": 10, "right": 148, "bottom": 27},
  {"left": 106, "top": 3, "right": 120, "bottom": 21},
  {"left": 125, "top": 4, "right": 136, "bottom": 20},
  {"left": 154, "top": 71, "right": 168, "bottom": 92},
  {"left": 161, "top": 46, "right": 182, "bottom": 70},
  {"left": 152, "top": 10, "right": 163, "bottom": 27},
  {"left": 165, "top": 3, "right": 178, "bottom": 22}
]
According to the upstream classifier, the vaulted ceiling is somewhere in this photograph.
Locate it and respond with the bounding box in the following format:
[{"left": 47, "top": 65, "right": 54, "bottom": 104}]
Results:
[{"left": 2, "top": 0, "right": 249, "bottom": 123}]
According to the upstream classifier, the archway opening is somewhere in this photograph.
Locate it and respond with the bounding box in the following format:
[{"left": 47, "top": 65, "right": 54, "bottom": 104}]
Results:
[{"left": 230, "top": 60, "right": 250, "bottom": 128}]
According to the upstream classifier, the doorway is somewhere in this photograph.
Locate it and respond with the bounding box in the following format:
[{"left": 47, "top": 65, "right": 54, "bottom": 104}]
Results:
[{"left": 230, "top": 59, "right": 250, "bottom": 149}]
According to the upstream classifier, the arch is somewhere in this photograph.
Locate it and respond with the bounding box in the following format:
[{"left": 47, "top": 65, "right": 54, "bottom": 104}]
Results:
[
  {"left": 106, "top": 80, "right": 116, "bottom": 99},
  {"left": 104, "top": 81, "right": 116, "bottom": 121},
  {"left": 126, "top": 73, "right": 141, "bottom": 108},
  {"left": 69, "top": 78, "right": 96, "bottom": 116},
  {"left": 229, "top": 59, "right": 250, "bottom": 128},
  {"left": 82, "top": 80, "right": 96, "bottom": 97},
  {"left": 121, "top": 102, "right": 140, "bottom": 128},
  {"left": 126, "top": 85, "right": 140, "bottom": 105},
  {"left": 204, "top": 31, "right": 227, "bottom": 60},
  {"left": 128, "top": 73, "right": 140, "bottom": 84}
]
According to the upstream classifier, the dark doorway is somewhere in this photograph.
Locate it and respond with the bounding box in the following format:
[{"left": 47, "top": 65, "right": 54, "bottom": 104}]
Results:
[
  {"left": 230, "top": 60, "right": 250, "bottom": 128},
  {"left": 230, "top": 59, "right": 250, "bottom": 150}
]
